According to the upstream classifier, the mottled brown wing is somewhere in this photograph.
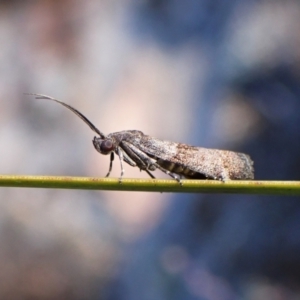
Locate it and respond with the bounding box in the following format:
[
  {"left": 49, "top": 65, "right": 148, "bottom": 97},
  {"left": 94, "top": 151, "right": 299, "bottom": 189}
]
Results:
[{"left": 135, "top": 135, "right": 254, "bottom": 180}]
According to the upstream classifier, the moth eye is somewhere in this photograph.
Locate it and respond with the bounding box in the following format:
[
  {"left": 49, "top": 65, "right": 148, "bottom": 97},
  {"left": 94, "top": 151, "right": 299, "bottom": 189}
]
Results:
[{"left": 100, "top": 140, "right": 114, "bottom": 154}]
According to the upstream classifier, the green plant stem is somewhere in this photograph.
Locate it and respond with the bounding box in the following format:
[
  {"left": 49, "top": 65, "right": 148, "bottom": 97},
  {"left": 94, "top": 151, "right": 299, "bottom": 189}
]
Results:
[{"left": 0, "top": 175, "right": 299, "bottom": 195}]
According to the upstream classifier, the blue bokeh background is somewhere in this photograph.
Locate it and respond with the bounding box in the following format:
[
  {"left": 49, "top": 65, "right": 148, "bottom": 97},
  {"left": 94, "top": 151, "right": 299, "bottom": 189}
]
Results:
[{"left": 0, "top": 0, "right": 299, "bottom": 299}]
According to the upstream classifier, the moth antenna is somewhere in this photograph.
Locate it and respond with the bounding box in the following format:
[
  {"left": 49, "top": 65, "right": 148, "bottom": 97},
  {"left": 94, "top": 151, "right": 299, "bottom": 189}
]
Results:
[{"left": 27, "top": 93, "right": 106, "bottom": 138}]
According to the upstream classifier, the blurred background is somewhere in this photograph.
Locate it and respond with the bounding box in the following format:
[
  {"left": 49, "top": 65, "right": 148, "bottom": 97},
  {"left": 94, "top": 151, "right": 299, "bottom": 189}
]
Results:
[{"left": 0, "top": 0, "right": 300, "bottom": 299}]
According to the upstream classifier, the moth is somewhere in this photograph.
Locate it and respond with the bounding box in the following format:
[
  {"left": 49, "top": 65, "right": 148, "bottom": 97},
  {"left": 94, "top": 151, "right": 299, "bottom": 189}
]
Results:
[{"left": 31, "top": 94, "right": 254, "bottom": 182}]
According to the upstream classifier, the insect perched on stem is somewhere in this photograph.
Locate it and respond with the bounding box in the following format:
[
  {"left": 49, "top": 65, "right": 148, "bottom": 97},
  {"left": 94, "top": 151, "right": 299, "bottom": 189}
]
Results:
[{"left": 30, "top": 94, "right": 254, "bottom": 183}]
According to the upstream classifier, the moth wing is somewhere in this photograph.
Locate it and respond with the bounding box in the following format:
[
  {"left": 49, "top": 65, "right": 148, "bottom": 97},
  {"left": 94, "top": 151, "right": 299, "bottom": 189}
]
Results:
[
  {"left": 134, "top": 135, "right": 254, "bottom": 180},
  {"left": 131, "top": 135, "right": 214, "bottom": 178}
]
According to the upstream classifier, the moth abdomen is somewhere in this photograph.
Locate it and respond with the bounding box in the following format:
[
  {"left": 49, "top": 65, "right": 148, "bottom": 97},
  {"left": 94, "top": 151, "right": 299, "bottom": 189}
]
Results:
[{"left": 156, "top": 159, "right": 208, "bottom": 179}]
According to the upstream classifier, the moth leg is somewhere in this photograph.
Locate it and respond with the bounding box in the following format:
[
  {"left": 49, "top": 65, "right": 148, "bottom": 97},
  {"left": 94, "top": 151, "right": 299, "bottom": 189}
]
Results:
[
  {"left": 118, "top": 149, "right": 154, "bottom": 181},
  {"left": 154, "top": 163, "right": 182, "bottom": 184},
  {"left": 121, "top": 142, "right": 177, "bottom": 181},
  {"left": 119, "top": 147, "right": 155, "bottom": 179},
  {"left": 116, "top": 148, "right": 125, "bottom": 183},
  {"left": 122, "top": 142, "right": 156, "bottom": 178},
  {"left": 121, "top": 141, "right": 155, "bottom": 172},
  {"left": 114, "top": 147, "right": 142, "bottom": 182},
  {"left": 145, "top": 170, "right": 156, "bottom": 179},
  {"left": 105, "top": 152, "right": 114, "bottom": 178},
  {"left": 121, "top": 151, "right": 137, "bottom": 167}
]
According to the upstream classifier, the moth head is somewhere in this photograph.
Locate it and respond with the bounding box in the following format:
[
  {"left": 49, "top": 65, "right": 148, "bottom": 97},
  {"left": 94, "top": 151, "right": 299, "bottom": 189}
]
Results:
[{"left": 93, "top": 137, "right": 115, "bottom": 155}]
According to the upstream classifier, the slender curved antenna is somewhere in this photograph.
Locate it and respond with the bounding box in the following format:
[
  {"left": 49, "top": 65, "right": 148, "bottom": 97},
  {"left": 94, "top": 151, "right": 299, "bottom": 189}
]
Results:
[{"left": 27, "top": 94, "right": 106, "bottom": 138}]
